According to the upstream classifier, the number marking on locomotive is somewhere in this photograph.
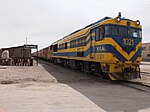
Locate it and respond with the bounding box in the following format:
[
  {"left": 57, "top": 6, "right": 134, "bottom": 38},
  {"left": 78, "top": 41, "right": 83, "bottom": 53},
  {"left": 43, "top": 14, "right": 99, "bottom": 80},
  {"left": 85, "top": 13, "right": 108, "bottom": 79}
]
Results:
[{"left": 123, "top": 38, "right": 134, "bottom": 46}]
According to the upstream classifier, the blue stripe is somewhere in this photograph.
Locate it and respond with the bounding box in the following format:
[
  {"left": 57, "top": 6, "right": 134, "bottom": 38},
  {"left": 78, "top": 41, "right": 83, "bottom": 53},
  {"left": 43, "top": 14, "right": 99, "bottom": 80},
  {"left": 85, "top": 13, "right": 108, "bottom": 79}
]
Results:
[
  {"left": 104, "top": 44, "right": 127, "bottom": 61},
  {"left": 58, "top": 33, "right": 94, "bottom": 50},
  {"left": 84, "top": 46, "right": 93, "bottom": 57},
  {"left": 107, "top": 36, "right": 142, "bottom": 54},
  {"left": 53, "top": 45, "right": 127, "bottom": 61},
  {"left": 85, "top": 36, "right": 95, "bottom": 45},
  {"left": 130, "top": 47, "right": 142, "bottom": 61},
  {"left": 53, "top": 52, "right": 77, "bottom": 57},
  {"left": 53, "top": 36, "right": 141, "bottom": 61},
  {"left": 53, "top": 47, "right": 93, "bottom": 57}
]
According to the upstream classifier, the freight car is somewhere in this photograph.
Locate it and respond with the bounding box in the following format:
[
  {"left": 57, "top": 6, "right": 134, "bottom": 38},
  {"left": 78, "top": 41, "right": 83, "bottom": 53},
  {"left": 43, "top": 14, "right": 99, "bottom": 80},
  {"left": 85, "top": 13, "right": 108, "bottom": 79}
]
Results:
[
  {"left": 36, "top": 13, "right": 142, "bottom": 80},
  {"left": 32, "top": 46, "right": 52, "bottom": 60},
  {"left": 0, "top": 45, "right": 32, "bottom": 66}
]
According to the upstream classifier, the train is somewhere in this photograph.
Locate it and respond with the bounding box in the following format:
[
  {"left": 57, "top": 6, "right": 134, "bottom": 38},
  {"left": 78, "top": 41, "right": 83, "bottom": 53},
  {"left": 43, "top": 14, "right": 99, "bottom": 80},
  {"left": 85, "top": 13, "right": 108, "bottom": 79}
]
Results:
[{"left": 33, "top": 13, "right": 142, "bottom": 80}]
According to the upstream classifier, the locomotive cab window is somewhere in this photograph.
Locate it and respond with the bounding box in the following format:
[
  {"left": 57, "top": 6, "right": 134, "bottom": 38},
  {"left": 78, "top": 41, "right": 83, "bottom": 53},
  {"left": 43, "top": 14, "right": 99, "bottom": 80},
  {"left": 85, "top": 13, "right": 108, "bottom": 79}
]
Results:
[
  {"left": 95, "top": 26, "right": 105, "bottom": 41},
  {"left": 100, "top": 27, "right": 105, "bottom": 40},
  {"left": 112, "top": 26, "right": 127, "bottom": 36},
  {"left": 105, "top": 26, "right": 111, "bottom": 35},
  {"left": 95, "top": 28, "right": 100, "bottom": 41},
  {"left": 130, "top": 28, "right": 142, "bottom": 38}
]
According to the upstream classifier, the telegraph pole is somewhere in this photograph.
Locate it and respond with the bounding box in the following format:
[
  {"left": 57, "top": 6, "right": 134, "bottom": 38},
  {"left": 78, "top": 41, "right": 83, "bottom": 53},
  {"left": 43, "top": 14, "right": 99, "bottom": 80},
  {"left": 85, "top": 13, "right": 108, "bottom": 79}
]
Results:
[{"left": 26, "top": 37, "right": 28, "bottom": 45}]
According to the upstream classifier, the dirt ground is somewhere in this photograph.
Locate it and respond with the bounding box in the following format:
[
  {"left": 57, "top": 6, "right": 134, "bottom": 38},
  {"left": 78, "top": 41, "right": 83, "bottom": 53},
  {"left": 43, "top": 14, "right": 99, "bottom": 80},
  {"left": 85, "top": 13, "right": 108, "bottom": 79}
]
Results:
[
  {"left": 0, "top": 60, "right": 150, "bottom": 112},
  {"left": 0, "top": 65, "right": 57, "bottom": 84},
  {"left": 132, "top": 62, "right": 150, "bottom": 86},
  {"left": 0, "top": 63, "right": 105, "bottom": 112}
]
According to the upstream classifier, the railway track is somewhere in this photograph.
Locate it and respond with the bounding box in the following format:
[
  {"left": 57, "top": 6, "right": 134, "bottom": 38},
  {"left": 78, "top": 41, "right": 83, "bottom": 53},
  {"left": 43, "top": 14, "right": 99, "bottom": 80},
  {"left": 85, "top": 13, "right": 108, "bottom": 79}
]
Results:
[
  {"left": 141, "top": 72, "right": 150, "bottom": 76},
  {"left": 113, "top": 81, "right": 150, "bottom": 93},
  {"left": 40, "top": 59, "right": 150, "bottom": 93},
  {"left": 90, "top": 74, "right": 150, "bottom": 93},
  {"left": 91, "top": 72, "right": 150, "bottom": 93},
  {"left": 123, "top": 81, "right": 150, "bottom": 93}
]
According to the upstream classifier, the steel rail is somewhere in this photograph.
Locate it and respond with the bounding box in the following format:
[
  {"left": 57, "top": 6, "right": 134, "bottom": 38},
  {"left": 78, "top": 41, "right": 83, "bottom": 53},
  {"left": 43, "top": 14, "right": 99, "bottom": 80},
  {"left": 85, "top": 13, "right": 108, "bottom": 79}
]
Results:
[{"left": 120, "top": 81, "right": 150, "bottom": 93}]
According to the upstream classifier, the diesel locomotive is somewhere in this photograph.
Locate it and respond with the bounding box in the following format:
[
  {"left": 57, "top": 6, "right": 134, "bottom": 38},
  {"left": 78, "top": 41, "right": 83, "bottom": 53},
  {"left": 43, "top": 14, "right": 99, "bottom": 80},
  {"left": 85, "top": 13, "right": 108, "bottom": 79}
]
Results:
[{"left": 35, "top": 13, "right": 142, "bottom": 80}]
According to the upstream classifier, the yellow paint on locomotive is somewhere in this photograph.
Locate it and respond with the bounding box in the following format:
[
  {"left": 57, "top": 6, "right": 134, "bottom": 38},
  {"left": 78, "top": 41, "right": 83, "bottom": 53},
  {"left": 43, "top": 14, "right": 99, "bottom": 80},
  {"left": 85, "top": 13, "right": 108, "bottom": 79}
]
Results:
[
  {"left": 94, "top": 38, "right": 142, "bottom": 61},
  {"left": 50, "top": 15, "right": 142, "bottom": 80}
]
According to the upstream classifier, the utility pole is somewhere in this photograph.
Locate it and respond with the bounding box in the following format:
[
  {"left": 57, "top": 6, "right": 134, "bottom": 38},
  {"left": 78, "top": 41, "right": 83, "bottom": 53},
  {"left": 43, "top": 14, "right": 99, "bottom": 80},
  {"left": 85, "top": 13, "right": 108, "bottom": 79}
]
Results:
[{"left": 26, "top": 37, "right": 28, "bottom": 45}]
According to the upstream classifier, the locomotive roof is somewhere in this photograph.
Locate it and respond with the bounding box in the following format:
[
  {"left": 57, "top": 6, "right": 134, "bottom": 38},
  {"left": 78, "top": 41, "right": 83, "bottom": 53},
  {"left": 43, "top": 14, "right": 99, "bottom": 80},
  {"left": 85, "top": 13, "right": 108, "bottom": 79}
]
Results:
[
  {"left": 52, "top": 15, "right": 141, "bottom": 45},
  {"left": 52, "top": 16, "right": 112, "bottom": 45},
  {"left": 62, "top": 16, "right": 112, "bottom": 39}
]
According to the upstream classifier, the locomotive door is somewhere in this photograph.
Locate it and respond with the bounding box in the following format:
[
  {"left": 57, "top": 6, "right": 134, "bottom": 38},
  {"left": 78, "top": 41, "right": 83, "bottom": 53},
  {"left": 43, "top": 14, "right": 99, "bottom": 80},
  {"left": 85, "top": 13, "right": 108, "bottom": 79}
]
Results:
[{"left": 90, "top": 29, "right": 95, "bottom": 59}]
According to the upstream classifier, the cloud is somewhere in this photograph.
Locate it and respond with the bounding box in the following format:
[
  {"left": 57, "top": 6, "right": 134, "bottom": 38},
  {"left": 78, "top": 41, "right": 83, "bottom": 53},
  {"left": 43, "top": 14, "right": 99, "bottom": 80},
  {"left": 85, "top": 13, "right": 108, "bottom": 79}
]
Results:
[{"left": 0, "top": 0, "right": 149, "bottom": 49}]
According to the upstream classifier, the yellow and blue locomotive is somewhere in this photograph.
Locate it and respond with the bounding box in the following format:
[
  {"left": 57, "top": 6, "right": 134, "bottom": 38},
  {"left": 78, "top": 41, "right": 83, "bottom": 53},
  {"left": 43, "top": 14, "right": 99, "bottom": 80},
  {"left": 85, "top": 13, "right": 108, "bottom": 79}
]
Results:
[{"left": 45, "top": 13, "right": 142, "bottom": 80}]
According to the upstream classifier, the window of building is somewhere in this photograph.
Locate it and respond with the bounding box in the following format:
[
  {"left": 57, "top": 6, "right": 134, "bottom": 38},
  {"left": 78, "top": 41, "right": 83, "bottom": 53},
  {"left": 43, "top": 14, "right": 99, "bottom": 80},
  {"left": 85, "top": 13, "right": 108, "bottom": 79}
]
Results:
[
  {"left": 142, "top": 47, "right": 146, "bottom": 51},
  {"left": 147, "top": 54, "right": 150, "bottom": 57}
]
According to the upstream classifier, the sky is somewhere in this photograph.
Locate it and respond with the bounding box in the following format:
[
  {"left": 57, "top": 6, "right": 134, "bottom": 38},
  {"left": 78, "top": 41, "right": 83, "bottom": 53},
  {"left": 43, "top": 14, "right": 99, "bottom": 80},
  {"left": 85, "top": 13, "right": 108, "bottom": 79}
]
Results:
[{"left": 0, "top": 0, "right": 150, "bottom": 49}]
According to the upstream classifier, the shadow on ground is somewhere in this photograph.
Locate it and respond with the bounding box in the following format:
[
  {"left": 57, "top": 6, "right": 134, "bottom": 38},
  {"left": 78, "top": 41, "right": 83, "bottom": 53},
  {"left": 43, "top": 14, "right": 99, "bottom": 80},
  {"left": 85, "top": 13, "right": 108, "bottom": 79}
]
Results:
[{"left": 39, "top": 59, "right": 150, "bottom": 112}]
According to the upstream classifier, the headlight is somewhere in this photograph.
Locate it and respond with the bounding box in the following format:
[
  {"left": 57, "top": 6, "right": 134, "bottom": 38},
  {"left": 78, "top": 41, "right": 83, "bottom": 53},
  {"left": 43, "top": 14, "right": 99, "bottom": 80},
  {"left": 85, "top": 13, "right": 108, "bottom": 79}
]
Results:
[
  {"left": 116, "top": 17, "right": 121, "bottom": 22},
  {"left": 136, "top": 20, "right": 140, "bottom": 25}
]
